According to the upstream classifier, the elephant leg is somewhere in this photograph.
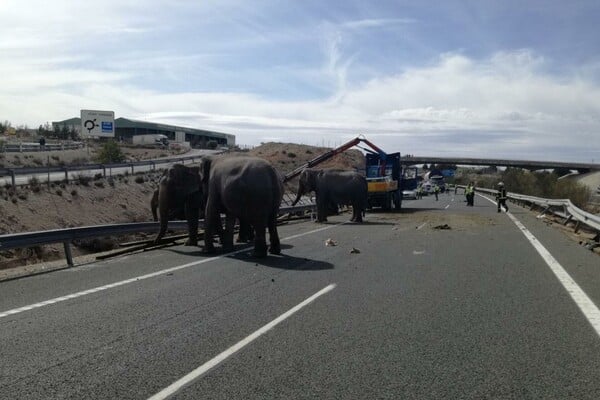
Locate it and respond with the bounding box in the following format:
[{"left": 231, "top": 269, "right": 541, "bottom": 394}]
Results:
[
  {"left": 184, "top": 195, "right": 199, "bottom": 246},
  {"left": 203, "top": 200, "right": 219, "bottom": 254},
  {"left": 353, "top": 204, "right": 363, "bottom": 223},
  {"left": 268, "top": 213, "right": 281, "bottom": 255},
  {"left": 252, "top": 222, "right": 268, "bottom": 258},
  {"left": 237, "top": 219, "right": 253, "bottom": 243},
  {"left": 316, "top": 196, "right": 328, "bottom": 222},
  {"left": 222, "top": 214, "right": 236, "bottom": 252}
]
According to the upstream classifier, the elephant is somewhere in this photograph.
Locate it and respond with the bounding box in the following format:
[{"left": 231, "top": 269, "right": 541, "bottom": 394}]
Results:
[
  {"left": 200, "top": 156, "right": 283, "bottom": 257},
  {"left": 292, "top": 168, "right": 368, "bottom": 223},
  {"left": 153, "top": 164, "right": 204, "bottom": 246}
]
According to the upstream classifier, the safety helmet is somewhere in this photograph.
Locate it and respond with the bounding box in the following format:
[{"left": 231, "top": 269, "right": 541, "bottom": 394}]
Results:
[{"left": 498, "top": 182, "right": 504, "bottom": 187}]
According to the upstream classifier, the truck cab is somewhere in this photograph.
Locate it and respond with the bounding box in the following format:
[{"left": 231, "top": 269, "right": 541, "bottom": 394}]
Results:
[{"left": 365, "top": 152, "right": 402, "bottom": 210}]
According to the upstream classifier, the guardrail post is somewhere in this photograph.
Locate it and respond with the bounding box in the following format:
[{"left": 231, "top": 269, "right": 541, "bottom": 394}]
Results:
[
  {"left": 151, "top": 161, "right": 155, "bottom": 170},
  {"left": 63, "top": 167, "right": 69, "bottom": 183},
  {"left": 563, "top": 215, "right": 573, "bottom": 226},
  {"left": 102, "top": 166, "right": 106, "bottom": 177},
  {"left": 10, "top": 170, "right": 16, "bottom": 187},
  {"left": 63, "top": 241, "right": 74, "bottom": 267},
  {"left": 131, "top": 164, "right": 134, "bottom": 175}
]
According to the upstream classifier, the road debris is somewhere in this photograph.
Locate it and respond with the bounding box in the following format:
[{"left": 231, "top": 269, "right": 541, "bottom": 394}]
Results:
[
  {"left": 350, "top": 247, "right": 360, "bottom": 254},
  {"left": 325, "top": 238, "right": 337, "bottom": 246},
  {"left": 433, "top": 224, "right": 451, "bottom": 230}
]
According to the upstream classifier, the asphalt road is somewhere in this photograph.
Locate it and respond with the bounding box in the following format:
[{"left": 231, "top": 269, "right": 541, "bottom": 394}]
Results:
[{"left": 1, "top": 193, "right": 599, "bottom": 399}]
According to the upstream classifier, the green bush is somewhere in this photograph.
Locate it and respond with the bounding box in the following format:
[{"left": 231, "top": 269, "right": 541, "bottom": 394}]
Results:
[
  {"left": 95, "top": 141, "right": 125, "bottom": 164},
  {"left": 498, "top": 169, "right": 591, "bottom": 208}
]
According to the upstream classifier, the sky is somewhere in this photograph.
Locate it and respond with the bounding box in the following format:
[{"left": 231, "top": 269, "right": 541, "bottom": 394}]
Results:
[{"left": 1, "top": 0, "right": 599, "bottom": 163}]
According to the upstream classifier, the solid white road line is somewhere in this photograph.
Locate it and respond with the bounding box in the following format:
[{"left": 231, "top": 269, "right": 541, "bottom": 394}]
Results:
[
  {"left": 147, "top": 283, "right": 337, "bottom": 400},
  {"left": 481, "top": 195, "right": 600, "bottom": 337},
  {"left": 0, "top": 224, "right": 341, "bottom": 319},
  {"left": 506, "top": 212, "right": 600, "bottom": 337}
]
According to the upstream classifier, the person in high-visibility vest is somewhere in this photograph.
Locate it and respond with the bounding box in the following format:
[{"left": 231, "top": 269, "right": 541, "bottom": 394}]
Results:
[
  {"left": 433, "top": 184, "right": 440, "bottom": 201},
  {"left": 465, "top": 182, "right": 475, "bottom": 206},
  {"left": 496, "top": 182, "right": 509, "bottom": 212}
]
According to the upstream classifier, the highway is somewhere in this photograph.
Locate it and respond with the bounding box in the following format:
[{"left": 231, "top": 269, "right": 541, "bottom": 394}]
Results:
[{"left": 1, "top": 193, "right": 599, "bottom": 399}]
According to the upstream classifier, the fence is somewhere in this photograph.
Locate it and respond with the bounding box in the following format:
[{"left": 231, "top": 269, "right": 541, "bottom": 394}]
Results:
[
  {"left": 0, "top": 142, "right": 83, "bottom": 152},
  {"left": 0, "top": 204, "right": 316, "bottom": 269},
  {"left": 472, "top": 186, "right": 600, "bottom": 240}
]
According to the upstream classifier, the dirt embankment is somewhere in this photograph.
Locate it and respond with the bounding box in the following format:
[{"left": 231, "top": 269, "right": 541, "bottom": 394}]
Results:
[{"left": 0, "top": 142, "right": 364, "bottom": 270}]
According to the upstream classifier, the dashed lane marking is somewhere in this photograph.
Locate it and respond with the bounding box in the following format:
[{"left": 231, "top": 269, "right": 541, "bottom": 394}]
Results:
[{"left": 147, "top": 284, "right": 337, "bottom": 400}]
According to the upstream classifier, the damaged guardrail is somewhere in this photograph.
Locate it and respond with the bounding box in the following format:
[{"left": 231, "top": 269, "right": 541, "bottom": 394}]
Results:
[
  {"left": 464, "top": 185, "right": 600, "bottom": 243},
  {"left": 0, "top": 204, "right": 316, "bottom": 268}
]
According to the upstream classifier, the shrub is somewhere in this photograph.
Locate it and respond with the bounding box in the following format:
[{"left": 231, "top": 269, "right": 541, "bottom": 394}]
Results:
[
  {"left": 287, "top": 152, "right": 297, "bottom": 158},
  {"left": 51, "top": 155, "right": 60, "bottom": 161},
  {"left": 55, "top": 189, "right": 63, "bottom": 196},
  {"left": 33, "top": 158, "right": 43, "bottom": 166},
  {"left": 75, "top": 174, "right": 92, "bottom": 186},
  {"left": 95, "top": 141, "right": 125, "bottom": 163},
  {"left": 94, "top": 173, "right": 103, "bottom": 180},
  {"left": 28, "top": 176, "right": 40, "bottom": 188},
  {"left": 18, "top": 193, "right": 27, "bottom": 200},
  {"left": 134, "top": 176, "right": 145, "bottom": 184},
  {"left": 70, "top": 189, "right": 78, "bottom": 197},
  {"left": 94, "top": 181, "right": 105, "bottom": 188}
]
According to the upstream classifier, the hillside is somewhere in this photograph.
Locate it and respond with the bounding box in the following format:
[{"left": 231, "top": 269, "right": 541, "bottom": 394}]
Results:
[{"left": 0, "top": 142, "right": 365, "bottom": 270}]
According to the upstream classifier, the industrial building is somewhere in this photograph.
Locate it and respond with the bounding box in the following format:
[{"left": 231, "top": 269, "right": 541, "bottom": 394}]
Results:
[{"left": 52, "top": 117, "right": 235, "bottom": 148}]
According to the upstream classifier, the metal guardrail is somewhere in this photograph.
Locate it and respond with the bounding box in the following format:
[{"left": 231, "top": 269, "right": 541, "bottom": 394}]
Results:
[
  {"left": 0, "top": 142, "right": 83, "bottom": 152},
  {"left": 465, "top": 186, "right": 600, "bottom": 234},
  {"left": 0, "top": 155, "right": 202, "bottom": 186},
  {"left": 0, "top": 204, "right": 316, "bottom": 268}
]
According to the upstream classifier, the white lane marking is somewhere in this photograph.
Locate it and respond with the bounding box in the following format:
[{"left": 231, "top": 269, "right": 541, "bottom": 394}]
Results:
[
  {"left": 481, "top": 194, "right": 600, "bottom": 337},
  {"left": 0, "top": 224, "right": 341, "bottom": 319},
  {"left": 506, "top": 212, "right": 600, "bottom": 337},
  {"left": 147, "top": 283, "right": 337, "bottom": 400},
  {"left": 416, "top": 222, "right": 427, "bottom": 230},
  {"left": 444, "top": 204, "right": 450, "bottom": 209}
]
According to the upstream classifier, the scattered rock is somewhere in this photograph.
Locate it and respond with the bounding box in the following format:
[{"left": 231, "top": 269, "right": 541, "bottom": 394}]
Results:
[
  {"left": 350, "top": 247, "right": 360, "bottom": 254},
  {"left": 325, "top": 238, "right": 337, "bottom": 246}
]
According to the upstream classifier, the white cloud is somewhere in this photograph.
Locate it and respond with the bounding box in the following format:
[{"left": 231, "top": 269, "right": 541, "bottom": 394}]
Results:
[{"left": 1, "top": 1, "right": 598, "bottom": 167}]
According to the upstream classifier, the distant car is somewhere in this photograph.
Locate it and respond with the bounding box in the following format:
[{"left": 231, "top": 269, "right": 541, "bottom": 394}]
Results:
[{"left": 402, "top": 189, "right": 417, "bottom": 200}]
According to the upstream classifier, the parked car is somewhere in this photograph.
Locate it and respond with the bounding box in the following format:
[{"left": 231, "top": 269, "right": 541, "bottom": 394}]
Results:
[{"left": 402, "top": 189, "right": 417, "bottom": 200}]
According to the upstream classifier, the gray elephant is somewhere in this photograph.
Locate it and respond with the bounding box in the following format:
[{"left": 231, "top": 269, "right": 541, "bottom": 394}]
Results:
[
  {"left": 200, "top": 156, "right": 283, "bottom": 257},
  {"left": 292, "top": 168, "right": 367, "bottom": 223},
  {"left": 153, "top": 164, "right": 203, "bottom": 246}
]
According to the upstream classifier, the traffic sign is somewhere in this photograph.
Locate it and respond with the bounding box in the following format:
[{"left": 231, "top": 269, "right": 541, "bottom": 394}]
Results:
[{"left": 80, "top": 110, "right": 115, "bottom": 137}]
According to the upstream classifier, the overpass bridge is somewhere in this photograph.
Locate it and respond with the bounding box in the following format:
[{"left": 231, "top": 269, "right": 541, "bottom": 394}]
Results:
[{"left": 400, "top": 156, "right": 600, "bottom": 173}]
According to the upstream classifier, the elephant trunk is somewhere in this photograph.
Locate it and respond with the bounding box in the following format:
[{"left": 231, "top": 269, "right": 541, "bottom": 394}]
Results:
[
  {"left": 291, "top": 183, "right": 305, "bottom": 206},
  {"left": 154, "top": 183, "right": 170, "bottom": 243}
]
